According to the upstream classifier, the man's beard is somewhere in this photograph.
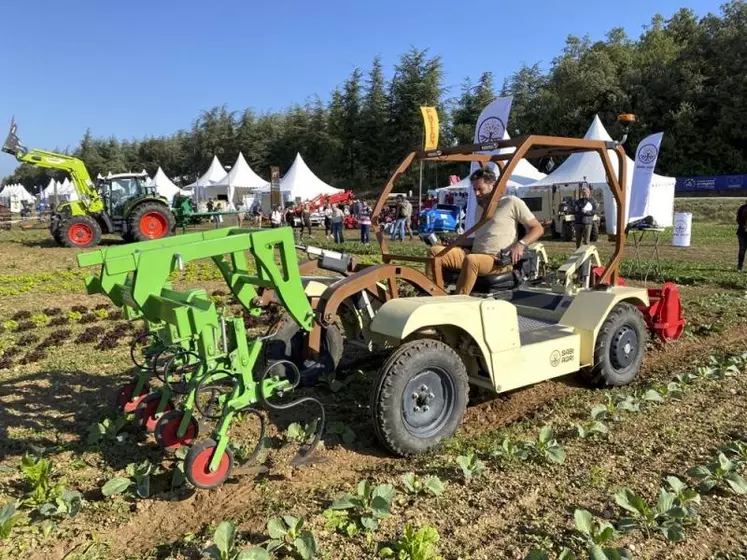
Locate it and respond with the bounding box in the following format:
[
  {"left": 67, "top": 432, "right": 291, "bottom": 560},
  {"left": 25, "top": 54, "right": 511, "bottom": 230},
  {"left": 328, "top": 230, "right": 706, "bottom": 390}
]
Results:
[{"left": 476, "top": 193, "right": 489, "bottom": 207}]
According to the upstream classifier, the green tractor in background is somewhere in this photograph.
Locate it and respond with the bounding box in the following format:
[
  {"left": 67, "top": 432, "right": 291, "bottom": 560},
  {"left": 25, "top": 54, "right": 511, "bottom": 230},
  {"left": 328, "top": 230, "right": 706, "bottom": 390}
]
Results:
[{"left": 2, "top": 120, "right": 176, "bottom": 248}]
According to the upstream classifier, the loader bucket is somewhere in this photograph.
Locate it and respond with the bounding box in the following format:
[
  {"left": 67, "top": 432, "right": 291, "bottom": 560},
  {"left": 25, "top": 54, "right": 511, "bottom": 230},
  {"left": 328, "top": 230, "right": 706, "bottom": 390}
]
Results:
[{"left": 1, "top": 119, "right": 23, "bottom": 157}]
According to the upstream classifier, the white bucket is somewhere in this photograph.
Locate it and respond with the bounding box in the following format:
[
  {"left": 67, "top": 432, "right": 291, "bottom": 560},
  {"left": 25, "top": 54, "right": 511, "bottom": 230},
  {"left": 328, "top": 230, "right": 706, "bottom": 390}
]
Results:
[{"left": 672, "top": 212, "right": 692, "bottom": 247}]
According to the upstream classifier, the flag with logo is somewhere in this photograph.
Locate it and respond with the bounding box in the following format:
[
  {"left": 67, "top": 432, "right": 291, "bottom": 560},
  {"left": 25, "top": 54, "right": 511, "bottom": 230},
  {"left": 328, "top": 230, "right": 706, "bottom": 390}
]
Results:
[
  {"left": 419, "top": 106, "right": 439, "bottom": 150},
  {"left": 628, "top": 132, "right": 663, "bottom": 222},
  {"left": 464, "top": 96, "right": 513, "bottom": 233}
]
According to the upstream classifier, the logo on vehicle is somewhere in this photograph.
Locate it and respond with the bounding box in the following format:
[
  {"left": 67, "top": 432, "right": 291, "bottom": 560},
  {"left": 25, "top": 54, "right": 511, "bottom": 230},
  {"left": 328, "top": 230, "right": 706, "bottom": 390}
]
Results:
[
  {"left": 477, "top": 116, "right": 505, "bottom": 143},
  {"left": 549, "top": 350, "right": 561, "bottom": 367},
  {"left": 45, "top": 156, "right": 65, "bottom": 164},
  {"left": 638, "top": 144, "right": 658, "bottom": 165}
]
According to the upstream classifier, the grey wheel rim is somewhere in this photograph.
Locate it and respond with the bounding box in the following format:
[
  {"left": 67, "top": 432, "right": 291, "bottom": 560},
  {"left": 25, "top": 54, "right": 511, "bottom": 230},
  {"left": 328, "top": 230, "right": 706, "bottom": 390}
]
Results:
[{"left": 402, "top": 367, "right": 455, "bottom": 438}]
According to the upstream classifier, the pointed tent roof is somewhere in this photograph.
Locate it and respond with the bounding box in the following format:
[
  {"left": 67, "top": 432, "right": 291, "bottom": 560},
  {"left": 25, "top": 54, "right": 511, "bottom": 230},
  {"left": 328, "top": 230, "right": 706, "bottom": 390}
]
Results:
[
  {"left": 188, "top": 155, "right": 227, "bottom": 188},
  {"left": 270, "top": 153, "right": 340, "bottom": 199},
  {"left": 213, "top": 153, "right": 268, "bottom": 190},
  {"left": 151, "top": 167, "right": 186, "bottom": 200}
]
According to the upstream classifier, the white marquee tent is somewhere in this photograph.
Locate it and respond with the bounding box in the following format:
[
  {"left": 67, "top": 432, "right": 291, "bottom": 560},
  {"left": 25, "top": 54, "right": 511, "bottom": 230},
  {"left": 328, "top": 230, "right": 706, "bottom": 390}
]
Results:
[
  {"left": 210, "top": 153, "right": 269, "bottom": 208},
  {"left": 41, "top": 178, "right": 79, "bottom": 202},
  {"left": 258, "top": 153, "right": 340, "bottom": 210},
  {"left": 525, "top": 115, "right": 676, "bottom": 234},
  {"left": 0, "top": 184, "right": 35, "bottom": 212},
  {"left": 186, "top": 155, "right": 227, "bottom": 201},
  {"left": 151, "top": 167, "right": 188, "bottom": 201}
]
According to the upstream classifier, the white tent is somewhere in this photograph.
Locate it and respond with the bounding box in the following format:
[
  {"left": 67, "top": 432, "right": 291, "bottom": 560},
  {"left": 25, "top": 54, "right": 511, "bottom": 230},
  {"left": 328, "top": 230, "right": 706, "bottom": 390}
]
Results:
[
  {"left": 0, "top": 184, "right": 35, "bottom": 212},
  {"left": 151, "top": 167, "right": 187, "bottom": 201},
  {"left": 188, "top": 156, "right": 227, "bottom": 188},
  {"left": 210, "top": 153, "right": 269, "bottom": 208},
  {"left": 259, "top": 153, "right": 340, "bottom": 201},
  {"left": 525, "top": 115, "right": 676, "bottom": 233}
]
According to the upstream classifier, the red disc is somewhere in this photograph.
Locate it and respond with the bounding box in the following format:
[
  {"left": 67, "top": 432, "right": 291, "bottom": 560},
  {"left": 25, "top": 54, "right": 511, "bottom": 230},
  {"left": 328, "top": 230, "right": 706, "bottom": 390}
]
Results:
[
  {"left": 187, "top": 444, "right": 231, "bottom": 488},
  {"left": 139, "top": 212, "right": 168, "bottom": 239},
  {"left": 138, "top": 394, "right": 174, "bottom": 433},
  {"left": 68, "top": 223, "right": 93, "bottom": 246},
  {"left": 158, "top": 411, "right": 198, "bottom": 451}
]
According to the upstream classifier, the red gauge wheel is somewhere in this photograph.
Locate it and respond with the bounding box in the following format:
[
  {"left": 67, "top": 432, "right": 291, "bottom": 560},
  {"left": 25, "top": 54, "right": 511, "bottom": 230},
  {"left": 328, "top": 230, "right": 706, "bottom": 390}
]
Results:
[
  {"left": 184, "top": 438, "right": 233, "bottom": 490},
  {"left": 135, "top": 392, "right": 174, "bottom": 433},
  {"left": 155, "top": 409, "right": 199, "bottom": 451},
  {"left": 117, "top": 381, "right": 150, "bottom": 413}
]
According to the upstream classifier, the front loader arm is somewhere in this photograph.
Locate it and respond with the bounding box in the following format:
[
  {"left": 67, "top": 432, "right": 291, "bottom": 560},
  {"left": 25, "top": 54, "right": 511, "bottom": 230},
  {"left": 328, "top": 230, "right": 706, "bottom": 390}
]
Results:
[{"left": 2, "top": 119, "right": 103, "bottom": 212}]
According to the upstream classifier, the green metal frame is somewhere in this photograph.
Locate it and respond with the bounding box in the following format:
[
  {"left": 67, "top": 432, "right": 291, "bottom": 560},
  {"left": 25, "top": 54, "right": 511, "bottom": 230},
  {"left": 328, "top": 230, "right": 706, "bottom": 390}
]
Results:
[{"left": 78, "top": 226, "right": 314, "bottom": 473}]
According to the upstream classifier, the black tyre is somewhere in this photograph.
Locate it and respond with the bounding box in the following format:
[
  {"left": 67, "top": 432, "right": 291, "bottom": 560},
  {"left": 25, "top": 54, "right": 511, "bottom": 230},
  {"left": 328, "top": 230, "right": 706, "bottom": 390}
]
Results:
[
  {"left": 264, "top": 319, "right": 344, "bottom": 376},
  {"left": 370, "top": 338, "right": 469, "bottom": 456},
  {"left": 581, "top": 302, "right": 647, "bottom": 387},
  {"left": 128, "top": 202, "right": 175, "bottom": 242},
  {"left": 562, "top": 221, "right": 574, "bottom": 242},
  {"left": 590, "top": 221, "right": 600, "bottom": 242},
  {"left": 61, "top": 215, "right": 102, "bottom": 248}
]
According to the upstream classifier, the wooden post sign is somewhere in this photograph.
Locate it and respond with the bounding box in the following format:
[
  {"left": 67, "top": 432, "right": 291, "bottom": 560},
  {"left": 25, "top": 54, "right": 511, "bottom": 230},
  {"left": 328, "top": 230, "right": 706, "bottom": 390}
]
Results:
[{"left": 270, "top": 166, "right": 281, "bottom": 208}]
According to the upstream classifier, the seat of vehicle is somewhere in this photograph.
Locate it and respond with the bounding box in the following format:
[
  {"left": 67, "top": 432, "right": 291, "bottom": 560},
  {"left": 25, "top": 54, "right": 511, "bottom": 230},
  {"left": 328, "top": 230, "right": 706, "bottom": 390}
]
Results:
[{"left": 442, "top": 257, "right": 530, "bottom": 295}]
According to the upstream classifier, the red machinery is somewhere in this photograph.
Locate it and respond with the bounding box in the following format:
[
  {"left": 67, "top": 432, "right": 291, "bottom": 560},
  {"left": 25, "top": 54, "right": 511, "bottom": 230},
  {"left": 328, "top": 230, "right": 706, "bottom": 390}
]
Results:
[
  {"left": 593, "top": 267, "right": 685, "bottom": 343},
  {"left": 307, "top": 190, "right": 355, "bottom": 212}
]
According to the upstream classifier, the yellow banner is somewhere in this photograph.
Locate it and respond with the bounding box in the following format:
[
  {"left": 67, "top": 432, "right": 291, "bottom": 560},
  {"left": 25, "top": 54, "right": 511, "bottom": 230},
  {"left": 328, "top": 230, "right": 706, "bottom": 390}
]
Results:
[{"left": 420, "top": 106, "right": 439, "bottom": 150}]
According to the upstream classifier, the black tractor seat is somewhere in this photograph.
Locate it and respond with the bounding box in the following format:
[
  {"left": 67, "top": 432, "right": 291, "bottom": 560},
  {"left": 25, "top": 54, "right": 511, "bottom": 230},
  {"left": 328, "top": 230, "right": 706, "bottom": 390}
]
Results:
[{"left": 442, "top": 256, "right": 530, "bottom": 295}]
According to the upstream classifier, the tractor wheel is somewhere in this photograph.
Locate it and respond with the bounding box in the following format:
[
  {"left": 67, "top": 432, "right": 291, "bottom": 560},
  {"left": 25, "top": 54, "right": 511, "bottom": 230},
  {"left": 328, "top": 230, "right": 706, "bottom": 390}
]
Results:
[
  {"left": 581, "top": 302, "right": 647, "bottom": 387},
  {"left": 264, "top": 319, "right": 344, "bottom": 381},
  {"left": 590, "top": 221, "right": 600, "bottom": 242},
  {"left": 115, "top": 380, "right": 150, "bottom": 412},
  {"left": 562, "top": 222, "right": 574, "bottom": 242},
  {"left": 370, "top": 338, "right": 468, "bottom": 456},
  {"left": 134, "top": 392, "right": 174, "bottom": 433},
  {"left": 185, "top": 438, "right": 234, "bottom": 490},
  {"left": 61, "top": 215, "right": 102, "bottom": 248},
  {"left": 155, "top": 409, "right": 199, "bottom": 451},
  {"left": 128, "top": 203, "right": 175, "bottom": 242},
  {"left": 51, "top": 226, "right": 65, "bottom": 246}
]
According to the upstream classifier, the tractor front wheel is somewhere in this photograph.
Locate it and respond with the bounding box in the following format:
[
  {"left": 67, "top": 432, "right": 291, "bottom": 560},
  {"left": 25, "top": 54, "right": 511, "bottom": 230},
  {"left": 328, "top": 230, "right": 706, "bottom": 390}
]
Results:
[
  {"left": 184, "top": 438, "right": 233, "bottom": 490},
  {"left": 562, "top": 221, "right": 574, "bottom": 242},
  {"left": 128, "top": 203, "right": 175, "bottom": 242},
  {"left": 581, "top": 302, "right": 647, "bottom": 387},
  {"left": 61, "top": 215, "right": 102, "bottom": 248},
  {"left": 370, "top": 338, "right": 469, "bottom": 456}
]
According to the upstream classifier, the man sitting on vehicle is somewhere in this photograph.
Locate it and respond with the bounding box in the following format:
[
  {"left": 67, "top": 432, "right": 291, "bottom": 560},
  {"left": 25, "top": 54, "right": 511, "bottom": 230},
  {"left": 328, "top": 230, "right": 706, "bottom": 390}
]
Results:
[{"left": 426, "top": 167, "right": 544, "bottom": 294}]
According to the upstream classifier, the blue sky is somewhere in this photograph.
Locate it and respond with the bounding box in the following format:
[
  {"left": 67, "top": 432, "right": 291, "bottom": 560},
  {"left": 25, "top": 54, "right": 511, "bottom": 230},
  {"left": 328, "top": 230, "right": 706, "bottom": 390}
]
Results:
[{"left": 0, "top": 0, "right": 721, "bottom": 181}]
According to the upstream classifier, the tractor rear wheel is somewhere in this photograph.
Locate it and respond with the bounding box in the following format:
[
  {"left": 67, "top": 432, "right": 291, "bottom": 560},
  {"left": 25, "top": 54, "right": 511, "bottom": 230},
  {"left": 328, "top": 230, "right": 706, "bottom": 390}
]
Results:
[
  {"left": 370, "top": 338, "right": 468, "bottom": 456},
  {"left": 128, "top": 203, "right": 175, "bottom": 242},
  {"left": 61, "top": 215, "right": 102, "bottom": 248},
  {"left": 581, "top": 302, "right": 647, "bottom": 387}
]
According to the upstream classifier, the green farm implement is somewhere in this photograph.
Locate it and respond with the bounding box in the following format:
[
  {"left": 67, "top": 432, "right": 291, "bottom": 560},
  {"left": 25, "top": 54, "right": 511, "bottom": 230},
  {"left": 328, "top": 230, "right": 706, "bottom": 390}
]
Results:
[{"left": 77, "top": 226, "right": 326, "bottom": 489}]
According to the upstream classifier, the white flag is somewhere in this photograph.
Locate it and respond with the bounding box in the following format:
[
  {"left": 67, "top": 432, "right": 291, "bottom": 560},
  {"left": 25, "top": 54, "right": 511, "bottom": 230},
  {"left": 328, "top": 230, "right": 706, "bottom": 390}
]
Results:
[
  {"left": 464, "top": 96, "right": 513, "bottom": 234},
  {"left": 628, "top": 132, "right": 663, "bottom": 222}
]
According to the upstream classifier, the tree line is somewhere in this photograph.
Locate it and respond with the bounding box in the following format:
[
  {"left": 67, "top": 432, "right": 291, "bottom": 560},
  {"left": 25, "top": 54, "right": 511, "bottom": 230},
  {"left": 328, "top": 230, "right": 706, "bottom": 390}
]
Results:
[{"left": 4, "top": 2, "right": 746, "bottom": 195}]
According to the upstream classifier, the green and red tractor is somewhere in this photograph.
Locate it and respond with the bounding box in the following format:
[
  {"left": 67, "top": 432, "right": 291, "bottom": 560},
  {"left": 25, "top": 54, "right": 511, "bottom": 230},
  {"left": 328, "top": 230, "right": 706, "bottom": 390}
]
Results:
[{"left": 2, "top": 120, "right": 175, "bottom": 248}]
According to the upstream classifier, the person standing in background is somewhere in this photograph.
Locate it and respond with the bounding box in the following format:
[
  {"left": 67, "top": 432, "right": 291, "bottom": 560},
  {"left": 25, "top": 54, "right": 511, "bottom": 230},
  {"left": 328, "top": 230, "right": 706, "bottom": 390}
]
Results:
[
  {"left": 736, "top": 200, "right": 747, "bottom": 271},
  {"left": 299, "top": 203, "right": 312, "bottom": 240},
  {"left": 324, "top": 203, "right": 333, "bottom": 239},
  {"left": 358, "top": 200, "right": 372, "bottom": 243},
  {"left": 270, "top": 206, "right": 282, "bottom": 228},
  {"left": 573, "top": 184, "right": 598, "bottom": 248},
  {"left": 402, "top": 197, "right": 414, "bottom": 240},
  {"left": 331, "top": 204, "right": 345, "bottom": 244}
]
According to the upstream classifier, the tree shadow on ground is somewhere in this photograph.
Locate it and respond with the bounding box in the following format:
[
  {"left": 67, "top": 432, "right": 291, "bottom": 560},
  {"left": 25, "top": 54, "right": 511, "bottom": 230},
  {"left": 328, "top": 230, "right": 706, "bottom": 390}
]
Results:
[{"left": 0, "top": 367, "right": 132, "bottom": 462}]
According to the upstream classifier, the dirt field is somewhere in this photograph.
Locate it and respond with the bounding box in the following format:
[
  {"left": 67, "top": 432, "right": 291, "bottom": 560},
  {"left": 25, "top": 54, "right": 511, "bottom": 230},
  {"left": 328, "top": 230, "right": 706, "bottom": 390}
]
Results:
[{"left": 1, "top": 218, "right": 746, "bottom": 560}]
